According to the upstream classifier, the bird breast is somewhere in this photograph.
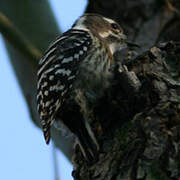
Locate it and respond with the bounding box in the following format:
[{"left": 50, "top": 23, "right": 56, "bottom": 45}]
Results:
[{"left": 74, "top": 46, "right": 113, "bottom": 101}]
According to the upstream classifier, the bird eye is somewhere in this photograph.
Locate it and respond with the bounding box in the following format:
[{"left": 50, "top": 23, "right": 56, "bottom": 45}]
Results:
[{"left": 111, "top": 23, "right": 119, "bottom": 30}]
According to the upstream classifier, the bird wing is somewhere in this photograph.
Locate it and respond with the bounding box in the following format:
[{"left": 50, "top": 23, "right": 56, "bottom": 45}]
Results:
[{"left": 37, "top": 29, "right": 92, "bottom": 143}]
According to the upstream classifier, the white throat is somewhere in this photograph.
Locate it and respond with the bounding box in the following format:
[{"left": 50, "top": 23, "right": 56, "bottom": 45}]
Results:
[
  {"left": 109, "top": 42, "right": 127, "bottom": 55},
  {"left": 109, "top": 43, "right": 117, "bottom": 54}
]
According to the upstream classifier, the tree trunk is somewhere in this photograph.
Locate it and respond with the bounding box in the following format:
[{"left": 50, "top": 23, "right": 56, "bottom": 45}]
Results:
[
  {"left": 71, "top": 0, "right": 180, "bottom": 179},
  {"left": 72, "top": 41, "right": 180, "bottom": 180}
]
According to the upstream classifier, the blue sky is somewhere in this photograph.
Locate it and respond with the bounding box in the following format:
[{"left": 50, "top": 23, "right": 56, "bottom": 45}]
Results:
[{"left": 0, "top": 0, "right": 87, "bottom": 179}]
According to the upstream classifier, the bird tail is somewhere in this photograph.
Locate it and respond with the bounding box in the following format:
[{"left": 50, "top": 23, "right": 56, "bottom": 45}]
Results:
[
  {"left": 42, "top": 122, "right": 51, "bottom": 144},
  {"left": 75, "top": 120, "right": 100, "bottom": 162}
]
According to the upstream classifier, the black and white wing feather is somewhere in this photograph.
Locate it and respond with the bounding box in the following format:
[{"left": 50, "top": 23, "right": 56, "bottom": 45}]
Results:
[{"left": 37, "top": 29, "right": 92, "bottom": 144}]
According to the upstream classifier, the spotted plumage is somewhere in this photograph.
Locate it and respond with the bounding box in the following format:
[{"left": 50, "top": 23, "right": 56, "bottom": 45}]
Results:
[
  {"left": 37, "top": 13, "right": 126, "bottom": 160},
  {"left": 37, "top": 29, "right": 92, "bottom": 143}
]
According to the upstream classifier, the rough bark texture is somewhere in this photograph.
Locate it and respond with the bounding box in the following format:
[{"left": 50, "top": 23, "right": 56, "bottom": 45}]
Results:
[
  {"left": 71, "top": 0, "right": 180, "bottom": 179},
  {"left": 72, "top": 41, "right": 180, "bottom": 180}
]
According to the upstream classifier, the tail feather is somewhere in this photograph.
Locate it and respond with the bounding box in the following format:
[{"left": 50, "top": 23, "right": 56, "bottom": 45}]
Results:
[
  {"left": 75, "top": 121, "right": 99, "bottom": 161},
  {"left": 43, "top": 123, "right": 51, "bottom": 144},
  {"left": 55, "top": 103, "right": 100, "bottom": 161}
]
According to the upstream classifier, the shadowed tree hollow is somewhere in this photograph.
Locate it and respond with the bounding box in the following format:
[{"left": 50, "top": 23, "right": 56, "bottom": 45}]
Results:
[{"left": 0, "top": 0, "right": 180, "bottom": 179}]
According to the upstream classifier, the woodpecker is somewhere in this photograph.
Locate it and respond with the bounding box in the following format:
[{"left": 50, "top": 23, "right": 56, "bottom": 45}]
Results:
[{"left": 37, "top": 13, "right": 126, "bottom": 160}]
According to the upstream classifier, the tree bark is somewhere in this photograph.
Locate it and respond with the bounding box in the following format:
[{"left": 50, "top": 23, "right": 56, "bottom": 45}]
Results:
[
  {"left": 71, "top": 1, "right": 180, "bottom": 179},
  {"left": 72, "top": 41, "right": 180, "bottom": 180}
]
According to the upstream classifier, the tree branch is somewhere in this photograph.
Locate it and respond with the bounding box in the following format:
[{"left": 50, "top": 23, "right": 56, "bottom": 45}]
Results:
[
  {"left": 0, "top": 12, "right": 41, "bottom": 68},
  {"left": 0, "top": 0, "right": 73, "bottom": 160}
]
